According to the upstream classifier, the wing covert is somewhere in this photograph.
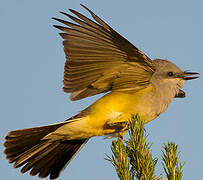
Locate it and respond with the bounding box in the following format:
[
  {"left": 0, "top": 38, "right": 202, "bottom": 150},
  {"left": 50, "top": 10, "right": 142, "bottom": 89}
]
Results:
[{"left": 53, "top": 4, "right": 155, "bottom": 100}]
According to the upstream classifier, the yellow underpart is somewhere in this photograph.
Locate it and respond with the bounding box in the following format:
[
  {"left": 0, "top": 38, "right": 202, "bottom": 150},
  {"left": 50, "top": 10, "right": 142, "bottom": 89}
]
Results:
[{"left": 46, "top": 84, "right": 158, "bottom": 140}]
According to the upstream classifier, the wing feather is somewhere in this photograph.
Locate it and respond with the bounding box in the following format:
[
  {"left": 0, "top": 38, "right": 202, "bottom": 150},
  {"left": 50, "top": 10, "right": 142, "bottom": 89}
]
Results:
[{"left": 53, "top": 4, "right": 155, "bottom": 100}]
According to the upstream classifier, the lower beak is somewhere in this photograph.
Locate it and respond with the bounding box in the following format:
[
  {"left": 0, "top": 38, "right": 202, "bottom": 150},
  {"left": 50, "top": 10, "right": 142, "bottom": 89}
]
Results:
[
  {"left": 175, "top": 89, "right": 185, "bottom": 98},
  {"left": 183, "top": 72, "right": 200, "bottom": 80}
]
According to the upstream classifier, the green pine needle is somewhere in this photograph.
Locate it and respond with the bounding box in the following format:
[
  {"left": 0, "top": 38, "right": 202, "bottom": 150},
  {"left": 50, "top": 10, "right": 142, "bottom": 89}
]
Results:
[
  {"left": 106, "top": 115, "right": 158, "bottom": 180},
  {"left": 106, "top": 115, "right": 184, "bottom": 180},
  {"left": 161, "top": 142, "right": 184, "bottom": 180}
]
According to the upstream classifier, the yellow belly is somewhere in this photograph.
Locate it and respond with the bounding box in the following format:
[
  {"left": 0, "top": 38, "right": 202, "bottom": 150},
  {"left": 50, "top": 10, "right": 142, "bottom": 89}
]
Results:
[
  {"left": 87, "top": 85, "right": 158, "bottom": 136},
  {"left": 47, "top": 85, "right": 159, "bottom": 140}
]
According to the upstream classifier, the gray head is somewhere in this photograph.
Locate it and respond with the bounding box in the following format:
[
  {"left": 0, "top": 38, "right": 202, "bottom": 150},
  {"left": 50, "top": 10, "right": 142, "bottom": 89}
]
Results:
[{"left": 151, "top": 59, "right": 199, "bottom": 98}]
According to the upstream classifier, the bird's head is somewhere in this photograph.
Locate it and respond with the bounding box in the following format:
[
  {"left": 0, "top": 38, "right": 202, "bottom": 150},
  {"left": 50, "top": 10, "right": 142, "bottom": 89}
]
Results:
[{"left": 151, "top": 59, "right": 199, "bottom": 98}]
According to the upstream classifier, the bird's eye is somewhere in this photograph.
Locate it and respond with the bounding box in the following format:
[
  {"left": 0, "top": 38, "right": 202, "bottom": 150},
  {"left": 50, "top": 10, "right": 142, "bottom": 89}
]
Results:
[{"left": 168, "top": 72, "right": 173, "bottom": 77}]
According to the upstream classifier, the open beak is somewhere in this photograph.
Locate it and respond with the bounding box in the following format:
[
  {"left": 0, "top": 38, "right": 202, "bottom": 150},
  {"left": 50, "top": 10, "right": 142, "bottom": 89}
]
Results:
[
  {"left": 183, "top": 71, "right": 200, "bottom": 80},
  {"left": 175, "top": 89, "right": 185, "bottom": 98},
  {"left": 175, "top": 71, "right": 199, "bottom": 98}
]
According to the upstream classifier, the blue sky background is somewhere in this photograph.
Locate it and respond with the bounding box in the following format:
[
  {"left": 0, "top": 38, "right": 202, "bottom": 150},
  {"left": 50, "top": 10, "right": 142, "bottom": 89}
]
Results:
[{"left": 1, "top": 0, "right": 202, "bottom": 179}]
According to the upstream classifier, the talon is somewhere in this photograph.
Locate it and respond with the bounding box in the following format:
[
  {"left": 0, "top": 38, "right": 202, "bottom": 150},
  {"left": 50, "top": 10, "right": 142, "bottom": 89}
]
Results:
[
  {"left": 119, "top": 121, "right": 128, "bottom": 126},
  {"left": 118, "top": 134, "right": 123, "bottom": 141},
  {"left": 108, "top": 121, "right": 128, "bottom": 127}
]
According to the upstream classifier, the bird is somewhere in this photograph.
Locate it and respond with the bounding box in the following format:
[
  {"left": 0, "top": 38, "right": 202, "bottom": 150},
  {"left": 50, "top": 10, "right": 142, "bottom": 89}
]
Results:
[{"left": 4, "top": 4, "right": 199, "bottom": 180}]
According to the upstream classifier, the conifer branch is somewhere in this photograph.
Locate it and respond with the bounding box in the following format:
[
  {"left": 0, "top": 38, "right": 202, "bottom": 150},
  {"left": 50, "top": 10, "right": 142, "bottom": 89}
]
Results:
[
  {"left": 161, "top": 142, "right": 184, "bottom": 180},
  {"left": 126, "top": 115, "right": 158, "bottom": 180},
  {"left": 106, "top": 115, "right": 184, "bottom": 180},
  {"left": 106, "top": 139, "right": 132, "bottom": 180}
]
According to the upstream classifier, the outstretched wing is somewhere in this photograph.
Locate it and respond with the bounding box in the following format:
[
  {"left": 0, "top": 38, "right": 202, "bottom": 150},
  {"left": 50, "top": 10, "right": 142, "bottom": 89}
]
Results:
[{"left": 53, "top": 4, "right": 155, "bottom": 101}]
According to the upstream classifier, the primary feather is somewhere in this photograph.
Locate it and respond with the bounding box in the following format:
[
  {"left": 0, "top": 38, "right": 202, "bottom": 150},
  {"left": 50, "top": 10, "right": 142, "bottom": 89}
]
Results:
[{"left": 53, "top": 4, "right": 155, "bottom": 100}]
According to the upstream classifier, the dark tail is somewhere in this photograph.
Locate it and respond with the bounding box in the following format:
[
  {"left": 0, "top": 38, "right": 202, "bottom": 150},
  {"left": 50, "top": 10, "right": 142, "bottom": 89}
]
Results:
[{"left": 4, "top": 123, "right": 88, "bottom": 179}]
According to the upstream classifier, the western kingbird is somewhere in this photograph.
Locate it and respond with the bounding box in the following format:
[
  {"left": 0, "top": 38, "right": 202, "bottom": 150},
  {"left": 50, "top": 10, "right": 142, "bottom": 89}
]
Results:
[{"left": 4, "top": 4, "right": 199, "bottom": 179}]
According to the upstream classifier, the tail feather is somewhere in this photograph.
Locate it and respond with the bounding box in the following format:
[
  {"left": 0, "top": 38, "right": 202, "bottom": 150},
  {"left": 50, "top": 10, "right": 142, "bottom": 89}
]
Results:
[
  {"left": 4, "top": 123, "right": 65, "bottom": 162},
  {"left": 14, "top": 141, "right": 52, "bottom": 168},
  {"left": 4, "top": 123, "right": 88, "bottom": 179},
  {"left": 26, "top": 143, "right": 64, "bottom": 177},
  {"left": 49, "top": 140, "right": 87, "bottom": 179},
  {"left": 20, "top": 142, "right": 59, "bottom": 174}
]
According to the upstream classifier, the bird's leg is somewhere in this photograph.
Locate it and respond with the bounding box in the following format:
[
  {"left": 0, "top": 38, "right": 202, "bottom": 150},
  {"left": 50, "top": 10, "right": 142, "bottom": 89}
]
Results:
[
  {"left": 107, "top": 121, "right": 129, "bottom": 140},
  {"left": 118, "top": 131, "right": 126, "bottom": 141},
  {"left": 107, "top": 121, "right": 129, "bottom": 129},
  {"left": 118, "top": 122, "right": 129, "bottom": 140}
]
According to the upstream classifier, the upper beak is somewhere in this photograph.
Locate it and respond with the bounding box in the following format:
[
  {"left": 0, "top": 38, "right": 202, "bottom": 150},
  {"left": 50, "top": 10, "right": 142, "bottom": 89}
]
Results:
[{"left": 182, "top": 71, "right": 200, "bottom": 80}]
